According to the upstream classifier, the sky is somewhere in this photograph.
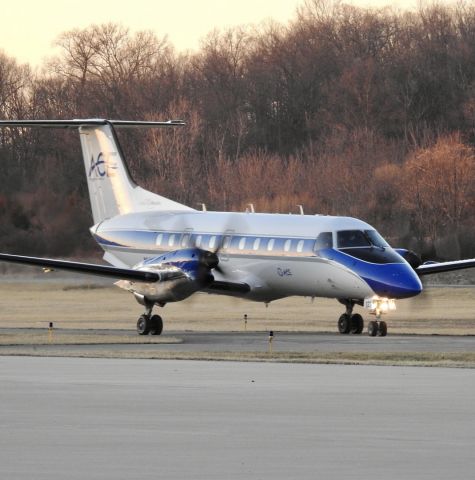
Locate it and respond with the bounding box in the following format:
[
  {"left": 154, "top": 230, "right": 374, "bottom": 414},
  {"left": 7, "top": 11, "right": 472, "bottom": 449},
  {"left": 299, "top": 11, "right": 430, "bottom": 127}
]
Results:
[{"left": 0, "top": 0, "right": 432, "bottom": 67}]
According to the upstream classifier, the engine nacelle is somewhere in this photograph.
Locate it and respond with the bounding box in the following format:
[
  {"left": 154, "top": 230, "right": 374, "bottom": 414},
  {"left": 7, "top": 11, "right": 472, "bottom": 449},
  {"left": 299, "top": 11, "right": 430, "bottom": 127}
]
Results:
[
  {"left": 115, "top": 247, "right": 216, "bottom": 304},
  {"left": 395, "top": 248, "right": 422, "bottom": 270}
]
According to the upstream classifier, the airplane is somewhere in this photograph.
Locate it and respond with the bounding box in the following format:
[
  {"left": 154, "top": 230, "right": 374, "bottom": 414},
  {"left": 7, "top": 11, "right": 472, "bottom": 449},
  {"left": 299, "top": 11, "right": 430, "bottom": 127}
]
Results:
[{"left": 0, "top": 119, "right": 474, "bottom": 337}]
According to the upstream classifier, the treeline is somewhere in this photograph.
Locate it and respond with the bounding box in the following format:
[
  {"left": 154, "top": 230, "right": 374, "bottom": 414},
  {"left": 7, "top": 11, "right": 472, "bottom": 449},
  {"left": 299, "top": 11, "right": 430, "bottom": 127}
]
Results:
[{"left": 0, "top": 0, "right": 474, "bottom": 259}]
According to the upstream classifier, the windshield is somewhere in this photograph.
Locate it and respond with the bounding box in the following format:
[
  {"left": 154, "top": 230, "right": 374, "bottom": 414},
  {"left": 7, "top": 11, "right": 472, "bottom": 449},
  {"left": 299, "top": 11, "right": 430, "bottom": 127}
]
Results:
[
  {"left": 337, "top": 229, "right": 402, "bottom": 263},
  {"left": 337, "top": 230, "right": 370, "bottom": 248},
  {"left": 337, "top": 230, "right": 389, "bottom": 249},
  {"left": 365, "top": 230, "right": 389, "bottom": 248}
]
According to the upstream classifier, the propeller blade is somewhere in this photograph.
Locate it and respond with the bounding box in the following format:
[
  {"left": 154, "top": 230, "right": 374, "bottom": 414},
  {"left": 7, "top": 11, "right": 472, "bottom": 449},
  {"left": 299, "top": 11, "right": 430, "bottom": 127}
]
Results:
[
  {"left": 214, "top": 264, "right": 225, "bottom": 274},
  {"left": 175, "top": 212, "right": 249, "bottom": 278}
]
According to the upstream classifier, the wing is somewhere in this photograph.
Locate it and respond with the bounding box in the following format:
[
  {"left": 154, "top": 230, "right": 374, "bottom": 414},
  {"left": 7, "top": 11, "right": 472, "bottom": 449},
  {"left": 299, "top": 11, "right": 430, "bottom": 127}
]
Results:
[
  {"left": 0, "top": 253, "right": 160, "bottom": 282},
  {"left": 416, "top": 258, "right": 475, "bottom": 276}
]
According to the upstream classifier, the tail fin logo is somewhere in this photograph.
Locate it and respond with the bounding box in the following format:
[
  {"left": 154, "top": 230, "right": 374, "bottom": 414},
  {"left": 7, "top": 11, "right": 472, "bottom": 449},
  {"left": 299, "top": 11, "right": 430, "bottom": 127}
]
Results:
[{"left": 89, "top": 153, "right": 106, "bottom": 178}]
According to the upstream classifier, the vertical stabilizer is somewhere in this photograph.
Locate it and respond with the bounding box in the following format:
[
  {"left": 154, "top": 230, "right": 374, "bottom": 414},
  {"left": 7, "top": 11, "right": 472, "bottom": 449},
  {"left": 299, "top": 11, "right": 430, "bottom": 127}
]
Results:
[{"left": 79, "top": 122, "right": 193, "bottom": 223}]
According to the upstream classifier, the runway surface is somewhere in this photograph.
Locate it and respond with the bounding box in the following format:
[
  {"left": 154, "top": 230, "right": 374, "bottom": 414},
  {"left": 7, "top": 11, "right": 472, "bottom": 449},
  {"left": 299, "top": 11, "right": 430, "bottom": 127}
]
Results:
[
  {"left": 0, "top": 357, "right": 474, "bottom": 479},
  {"left": 1, "top": 329, "right": 475, "bottom": 354}
]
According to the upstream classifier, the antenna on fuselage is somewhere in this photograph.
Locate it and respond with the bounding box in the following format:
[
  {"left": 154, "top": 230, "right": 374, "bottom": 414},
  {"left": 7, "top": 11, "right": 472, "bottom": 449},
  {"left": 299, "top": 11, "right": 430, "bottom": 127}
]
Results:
[
  {"left": 246, "top": 203, "right": 255, "bottom": 213},
  {"left": 198, "top": 203, "right": 207, "bottom": 212},
  {"left": 297, "top": 205, "right": 304, "bottom": 215}
]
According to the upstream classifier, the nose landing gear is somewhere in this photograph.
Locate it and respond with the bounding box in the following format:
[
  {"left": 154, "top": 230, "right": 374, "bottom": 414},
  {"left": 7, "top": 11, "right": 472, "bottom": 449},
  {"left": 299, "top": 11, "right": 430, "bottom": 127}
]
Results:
[{"left": 367, "top": 320, "right": 387, "bottom": 337}]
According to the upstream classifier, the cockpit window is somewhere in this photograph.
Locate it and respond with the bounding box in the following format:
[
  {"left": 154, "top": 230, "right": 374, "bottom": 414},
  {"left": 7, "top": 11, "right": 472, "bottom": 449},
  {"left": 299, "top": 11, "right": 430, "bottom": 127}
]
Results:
[
  {"left": 337, "top": 230, "right": 389, "bottom": 248},
  {"left": 365, "top": 230, "right": 389, "bottom": 248},
  {"left": 314, "top": 232, "right": 333, "bottom": 251},
  {"left": 337, "top": 230, "right": 371, "bottom": 248},
  {"left": 337, "top": 229, "right": 402, "bottom": 264}
]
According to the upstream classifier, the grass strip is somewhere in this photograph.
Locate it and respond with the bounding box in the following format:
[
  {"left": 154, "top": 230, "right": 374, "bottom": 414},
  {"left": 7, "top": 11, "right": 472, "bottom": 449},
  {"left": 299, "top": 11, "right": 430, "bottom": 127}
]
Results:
[
  {"left": 1, "top": 349, "right": 474, "bottom": 368},
  {"left": 0, "top": 333, "right": 182, "bottom": 345}
]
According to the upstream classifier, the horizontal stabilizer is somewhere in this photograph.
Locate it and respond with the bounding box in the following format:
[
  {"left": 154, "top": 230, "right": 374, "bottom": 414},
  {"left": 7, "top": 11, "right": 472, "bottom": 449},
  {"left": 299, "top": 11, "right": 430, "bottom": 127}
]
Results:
[
  {"left": 416, "top": 258, "right": 475, "bottom": 276},
  {"left": 0, "top": 119, "right": 185, "bottom": 128},
  {"left": 0, "top": 253, "right": 160, "bottom": 282}
]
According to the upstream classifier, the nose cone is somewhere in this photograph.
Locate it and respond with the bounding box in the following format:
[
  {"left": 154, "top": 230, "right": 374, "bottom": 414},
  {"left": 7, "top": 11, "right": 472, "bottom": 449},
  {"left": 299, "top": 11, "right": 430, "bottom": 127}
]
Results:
[{"left": 367, "top": 264, "right": 423, "bottom": 299}]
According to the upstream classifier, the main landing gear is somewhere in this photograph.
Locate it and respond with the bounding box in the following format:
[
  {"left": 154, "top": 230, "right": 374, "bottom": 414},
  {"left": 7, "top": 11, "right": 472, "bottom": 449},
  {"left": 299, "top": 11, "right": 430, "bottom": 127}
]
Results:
[
  {"left": 136, "top": 300, "right": 164, "bottom": 336},
  {"left": 337, "top": 312, "right": 364, "bottom": 334},
  {"left": 337, "top": 300, "right": 387, "bottom": 337},
  {"left": 137, "top": 314, "right": 163, "bottom": 335},
  {"left": 337, "top": 299, "right": 363, "bottom": 334}
]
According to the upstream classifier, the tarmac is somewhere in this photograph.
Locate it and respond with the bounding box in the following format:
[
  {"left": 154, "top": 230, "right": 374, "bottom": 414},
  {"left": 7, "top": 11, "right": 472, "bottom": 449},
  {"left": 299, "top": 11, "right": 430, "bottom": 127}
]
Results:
[
  {"left": 0, "top": 329, "right": 474, "bottom": 354},
  {"left": 0, "top": 356, "right": 474, "bottom": 479}
]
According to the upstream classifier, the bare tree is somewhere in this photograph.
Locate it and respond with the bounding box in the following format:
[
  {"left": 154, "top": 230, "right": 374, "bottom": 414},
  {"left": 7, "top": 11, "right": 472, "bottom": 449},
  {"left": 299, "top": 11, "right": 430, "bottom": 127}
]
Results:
[{"left": 402, "top": 134, "right": 475, "bottom": 253}]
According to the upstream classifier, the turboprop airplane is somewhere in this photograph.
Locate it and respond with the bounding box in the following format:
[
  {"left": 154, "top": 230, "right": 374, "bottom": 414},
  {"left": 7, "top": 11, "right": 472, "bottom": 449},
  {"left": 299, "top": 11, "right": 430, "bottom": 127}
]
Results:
[{"left": 0, "top": 119, "right": 474, "bottom": 337}]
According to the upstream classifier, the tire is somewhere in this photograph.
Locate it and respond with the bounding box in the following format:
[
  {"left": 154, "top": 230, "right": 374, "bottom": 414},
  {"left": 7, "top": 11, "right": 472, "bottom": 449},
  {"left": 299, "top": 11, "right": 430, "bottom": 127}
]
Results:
[
  {"left": 378, "top": 321, "right": 388, "bottom": 337},
  {"left": 137, "top": 315, "right": 151, "bottom": 335},
  {"left": 351, "top": 313, "right": 364, "bottom": 334},
  {"left": 149, "top": 315, "right": 163, "bottom": 336},
  {"left": 368, "top": 320, "right": 378, "bottom": 337},
  {"left": 338, "top": 314, "right": 351, "bottom": 334}
]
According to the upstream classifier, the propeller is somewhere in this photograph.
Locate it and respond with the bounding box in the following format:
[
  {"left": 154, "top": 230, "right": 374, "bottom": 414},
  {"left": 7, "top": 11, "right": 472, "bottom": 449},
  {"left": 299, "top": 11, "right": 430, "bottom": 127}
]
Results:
[
  {"left": 184, "top": 212, "right": 245, "bottom": 278},
  {"left": 167, "top": 210, "right": 250, "bottom": 284},
  {"left": 209, "top": 235, "right": 228, "bottom": 274},
  {"left": 165, "top": 212, "right": 244, "bottom": 288},
  {"left": 190, "top": 241, "right": 226, "bottom": 287},
  {"left": 200, "top": 249, "right": 219, "bottom": 269}
]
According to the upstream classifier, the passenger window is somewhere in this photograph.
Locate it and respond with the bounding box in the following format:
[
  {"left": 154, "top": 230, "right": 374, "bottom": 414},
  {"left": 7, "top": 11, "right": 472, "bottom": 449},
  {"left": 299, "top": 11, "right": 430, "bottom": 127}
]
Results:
[
  {"left": 297, "top": 240, "right": 304, "bottom": 253},
  {"left": 253, "top": 238, "right": 260, "bottom": 250},
  {"left": 267, "top": 239, "right": 275, "bottom": 251},
  {"left": 168, "top": 234, "right": 176, "bottom": 247},
  {"left": 284, "top": 239, "right": 291, "bottom": 252},
  {"left": 155, "top": 233, "right": 163, "bottom": 246},
  {"left": 238, "top": 237, "right": 246, "bottom": 250},
  {"left": 223, "top": 236, "right": 231, "bottom": 249},
  {"left": 314, "top": 232, "right": 333, "bottom": 251},
  {"left": 209, "top": 235, "right": 217, "bottom": 249},
  {"left": 195, "top": 235, "right": 202, "bottom": 247},
  {"left": 181, "top": 234, "right": 190, "bottom": 247}
]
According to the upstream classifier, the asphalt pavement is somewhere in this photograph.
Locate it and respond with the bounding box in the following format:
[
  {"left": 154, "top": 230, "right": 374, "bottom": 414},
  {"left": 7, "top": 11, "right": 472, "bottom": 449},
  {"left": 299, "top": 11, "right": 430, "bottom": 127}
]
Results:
[
  {"left": 0, "top": 328, "right": 474, "bottom": 354},
  {"left": 0, "top": 356, "right": 473, "bottom": 479}
]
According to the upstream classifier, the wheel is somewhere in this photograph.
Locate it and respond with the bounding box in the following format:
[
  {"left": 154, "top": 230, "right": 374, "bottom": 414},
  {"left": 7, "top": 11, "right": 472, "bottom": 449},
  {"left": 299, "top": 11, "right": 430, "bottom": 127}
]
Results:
[
  {"left": 368, "top": 320, "right": 378, "bottom": 337},
  {"left": 338, "top": 314, "right": 351, "bottom": 334},
  {"left": 350, "top": 313, "right": 364, "bottom": 334},
  {"left": 378, "top": 321, "right": 387, "bottom": 337},
  {"left": 149, "top": 315, "right": 163, "bottom": 336},
  {"left": 137, "top": 315, "right": 151, "bottom": 335}
]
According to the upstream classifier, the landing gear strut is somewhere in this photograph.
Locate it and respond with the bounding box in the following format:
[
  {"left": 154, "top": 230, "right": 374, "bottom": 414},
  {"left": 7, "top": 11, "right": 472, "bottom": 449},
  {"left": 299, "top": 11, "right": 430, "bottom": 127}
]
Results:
[
  {"left": 337, "top": 300, "right": 364, "bottom": 335},
  {"left": 136, "top": 299, "right": 164, "bottom": 336}
]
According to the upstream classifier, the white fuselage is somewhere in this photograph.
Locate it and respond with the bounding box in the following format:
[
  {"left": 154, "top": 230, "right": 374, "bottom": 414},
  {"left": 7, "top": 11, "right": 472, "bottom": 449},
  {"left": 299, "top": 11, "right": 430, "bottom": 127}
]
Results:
[{"left": 92, "top": 211, "right": 380, "bottom": 302}]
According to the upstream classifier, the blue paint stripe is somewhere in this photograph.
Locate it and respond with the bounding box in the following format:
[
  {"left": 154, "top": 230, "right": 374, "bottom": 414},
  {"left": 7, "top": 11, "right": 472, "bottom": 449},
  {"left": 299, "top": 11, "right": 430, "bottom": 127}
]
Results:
[{"left": 318, "top": 248, "right": 422, "bottom": 299}]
